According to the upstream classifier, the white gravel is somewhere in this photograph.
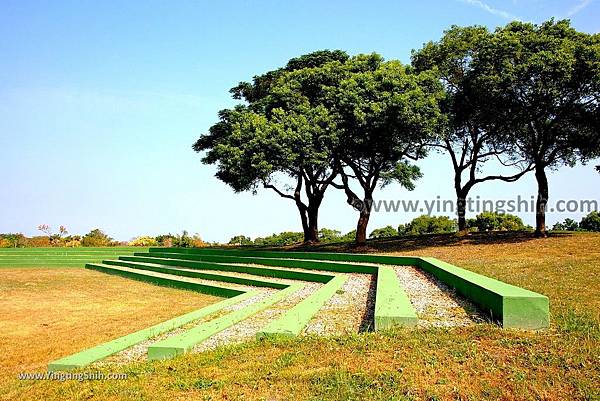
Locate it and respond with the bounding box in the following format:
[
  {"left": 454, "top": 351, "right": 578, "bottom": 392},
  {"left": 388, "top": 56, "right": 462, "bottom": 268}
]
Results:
[
  {"left": 304, "top": 273, "right": 376, "bottom": 335},
  {"left": 392, "top": 265, "right": 486, "bottom": 327},
  {"left": 193, "top": 281, "right": 322, "bottom": 352}
]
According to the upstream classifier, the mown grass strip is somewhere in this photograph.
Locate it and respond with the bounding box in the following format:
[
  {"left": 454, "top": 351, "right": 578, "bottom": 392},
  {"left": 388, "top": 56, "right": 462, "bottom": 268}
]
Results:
[
  {"left": 374, "top": 266, "right": 418, "bottom": 330},
  {"left": 102, "top": 259, "right": 289, "bottom": 289},
  {"left": 85, "top": 263, "right": 245, "bottom": 298},
  {"left": 119, "top": 255, "right": 334, "bottom": 283},
  {"left": 147, "top": 284, "right": 304, "bottom": 360},
  {"left": 47, "top": 291, "right": 257, "bottom": 371},
  {"left": 257, "top": 275, "right": 348, "bottom": 337},
  {"left": 0, "top": 249, "right": 145, "bottom": 268},
  {"left": 0, "top": 257, "right": 134, "bottom": 262},
  {"left": 0, "top": 247, "right": 144, "bottom": 253}
]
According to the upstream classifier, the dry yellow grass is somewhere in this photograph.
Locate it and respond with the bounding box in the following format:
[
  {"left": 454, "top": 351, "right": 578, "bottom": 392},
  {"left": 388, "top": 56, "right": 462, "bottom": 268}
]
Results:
[{"left": 0, "top": 267, "right": 220, "bottom": 399}]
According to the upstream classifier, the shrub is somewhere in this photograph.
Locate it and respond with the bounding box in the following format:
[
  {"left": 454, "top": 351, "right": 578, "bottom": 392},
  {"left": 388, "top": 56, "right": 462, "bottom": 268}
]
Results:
[
  {"left": 340, "top": 230, "right": 357, "bottom": 242},
  {"left": 228, "top": 235, "right": 253, "bottom": 246},
  {"left": 191, "top": 234, "right": 206, "bottom": 248},
  {"left": 401, "top": 215, "right": 457, "bottom": 235},
  {"left": 0, "top": 233, "right": 27, "bottom": 248},
  {"left": 81, "top": 229, "right": 113, "bottom": 247},
  {"left": 64, "top": 237, "right": 81, "bottom": 247},
  {"left": 318, "top": 228, "right": 342, "bottom": 243},
  {"left": 580, "top": 211, "right": 600, "bottom": 232},
  {"left": 169, "top": 231, "right": 205, "bottom": 248},
  {"left": 254, "top": 232, "right": 304, "bottom": 246},
  {"left": 172, "top": 231, "right": 194, "bottom": 248},
  {"left": 552, "top": 218, "right": 579, "bottom": 231},
  {"left": 369, "top": 225, "right": 399, "bottom": 239},
  {"left": 28, "top": 236, "right": 52, "bottom": 247},
  {"left": 129, "top": 236, "right": 158, "bottom": 247},
  {"left": 469, "top": 212, "right": 527, "bottom": 232},
  {"left": 155, "top": 234, "right": 176, "bottom": 247}
]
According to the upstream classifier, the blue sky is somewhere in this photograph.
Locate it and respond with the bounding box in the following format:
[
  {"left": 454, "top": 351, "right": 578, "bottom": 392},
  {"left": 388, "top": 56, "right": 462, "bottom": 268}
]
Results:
[{"left": 1, "top": 0, "right": 599, "bottom": 242}]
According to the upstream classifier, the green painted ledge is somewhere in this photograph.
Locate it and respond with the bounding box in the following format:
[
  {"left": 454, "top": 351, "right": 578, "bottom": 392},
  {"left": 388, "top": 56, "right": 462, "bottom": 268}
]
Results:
[
  {"left": 374, "top": 266, "right": 418, "bottom": 330},
  {"left": 147, "top": 284, "right": 304, "bottom": 360},
  {"left": 102, "top": 259, "right": 289, "bottom": 289},
  {"left": 141, "top": 251, "right": 377, "bottom": 274},
  {"left": 119, "top": 255, "right": 335, "bottom": 283},
  {"left": 149, "top": 247, "right": 420, "bottom": 267},
  {"left": 85, "top": 263, "right": 244, "bottom": 298},
  {"left": 48, "top": 291, "right": 258, "bottom": 371},
  {"left": 257, "top": 275, "right": 348, "bottom": 337},
  {"left": 417, "top": 257, "right": 549, "bottom": 329},
  {"left": 150, "top": 248, "right": 549, "bottom": 329}
]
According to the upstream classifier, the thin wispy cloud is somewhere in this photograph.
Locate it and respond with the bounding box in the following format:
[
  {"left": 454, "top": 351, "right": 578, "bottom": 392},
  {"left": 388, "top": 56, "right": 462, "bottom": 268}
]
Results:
[
  {"left": 460, "top": 0, "right": 522, "bottom": 20},
  {"left": 566, "top": 0, "right": 593, "bottom": 16}
]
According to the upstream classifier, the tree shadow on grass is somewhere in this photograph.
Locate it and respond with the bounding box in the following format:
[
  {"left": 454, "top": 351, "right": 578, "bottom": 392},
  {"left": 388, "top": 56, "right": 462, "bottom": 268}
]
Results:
[{"left": 288, "top": 231, "right": 576, "bottom": 254}]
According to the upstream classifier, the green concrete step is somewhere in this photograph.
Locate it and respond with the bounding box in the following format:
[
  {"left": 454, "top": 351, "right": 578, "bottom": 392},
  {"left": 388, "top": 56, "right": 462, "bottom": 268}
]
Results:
[
  {"left": 149, "top": 247, "right": 420, "bottom": 266},
  {"left": 417, "top": 257, "right": 549, "bottom": 329},
  {"left": 102, "top": 259, "right": 289, "bottom": 289},
  {"left": 257, "top": 275, "right": 347, "bottom": 337},
  {"left": 374, "top": 266, "right": 418, "bottom": 330},
  {"left": 151, "top": 249, "right": 548, "bottom": 329},
  {"left": 47, "top": 291, "right": 257, "bottom": 371},
  {"left": 85, "top": 263, "right": 245, "bottom": 298},
  {"left": 118, "top": 255, "right": 335, "bottom": 283},
  {"left": 147, "top": 283, "right": 304, "bottom": 360},
  {"left": 141, "top": 251, "right": 377, "bottom": 274}
]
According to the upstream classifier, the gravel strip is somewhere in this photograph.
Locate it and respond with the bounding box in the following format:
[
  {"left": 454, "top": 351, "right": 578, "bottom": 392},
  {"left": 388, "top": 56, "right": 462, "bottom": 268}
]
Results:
[
  {"left": 94, "top": 289, "right": 276, "bottom": 366},
  {"left": 193, "top": 281, "right": 322, "bottom": 352},
  {"left": 230, "top": 263, "right": 337, "bottom": 278},
  {"left": 165, "top": 267, "right": 296, "bottom": 287},
  {"left": 304, "top": 272, "right": 376, "bottom": 336},
  {"left": 392, "top": 265, "right": 486, "bottom": 327}
]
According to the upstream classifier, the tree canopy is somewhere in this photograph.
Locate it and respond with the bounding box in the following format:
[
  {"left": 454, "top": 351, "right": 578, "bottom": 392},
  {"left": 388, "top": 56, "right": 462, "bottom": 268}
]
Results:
[
  {"left": 412, "top": 25, "right": 533, "bottom": 232},
  {"left": 323, "top": 54, "right": 445, "bottom": 244},
  {"left": 194, "top": 51, "right": 347, "bottom": 243},
  {"left": 194, "top": 19, "right": 599, "bottom": 244},
  {"left": 470, "top": 19, "right": 600, "bottom": 236}
]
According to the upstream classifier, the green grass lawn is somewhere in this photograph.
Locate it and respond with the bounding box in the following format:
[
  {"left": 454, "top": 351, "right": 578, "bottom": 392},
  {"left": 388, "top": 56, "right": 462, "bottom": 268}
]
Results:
[
  {"left": 4, "top": 234, "right": 600, "bottom": 401},
  {"left": 0, "top": 247, "right": 148, "bottom": 267}
]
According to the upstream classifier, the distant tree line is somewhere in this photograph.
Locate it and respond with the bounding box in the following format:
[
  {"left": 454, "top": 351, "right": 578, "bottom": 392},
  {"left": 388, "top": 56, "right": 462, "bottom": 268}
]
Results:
[
  {"left": 0, "top": 227, "right": 207, "bottom": 248},
  {"left": 2, "top": 211, "right": 598, "bottom": 248},
  {"left": 194, "top": 19, "right": 600, "bottom": 245},
  {"left": 225, "top": 211, "right": 600, "bottom": 246},
  {"left": 553, "top": 211, "right": 600, "bottom": 232},
  {"left": 0, "top": 227, "right": 119, "bottom": 248}
]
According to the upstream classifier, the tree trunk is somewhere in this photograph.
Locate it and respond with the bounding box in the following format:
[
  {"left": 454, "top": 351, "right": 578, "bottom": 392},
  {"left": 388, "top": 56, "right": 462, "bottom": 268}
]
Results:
[
  {"left": 306, "top": 205, "right": 320, "bottom": 243},
  {"left": 534, "top": 165, "right": 549, "bottom": 238},
  {"left": 456, "top": 192, "right": 468, "bottom": 233},
  {"left": 295, "top": 202, "right": 310, "bottom": 243},
  {"left": 355, "top": 197, "right": 372, "bottom": 246},
  {"left": 454, "top": 167, "right": 469, "bottom": 234}
]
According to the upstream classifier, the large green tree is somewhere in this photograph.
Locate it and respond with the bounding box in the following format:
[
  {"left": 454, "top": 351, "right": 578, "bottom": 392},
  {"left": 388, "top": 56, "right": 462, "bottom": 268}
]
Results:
[
  {"left": 412, "top": 26, "right": 533, "bottom": 232},
  {"left": 324, "top": 55, "right": 445, "bottom": 244},
  {"left": 472, "top": 20, "right": 600, "bottom": 237},
  {"left": 194, "top": 51, "right": 347, "bottom": 243}
]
